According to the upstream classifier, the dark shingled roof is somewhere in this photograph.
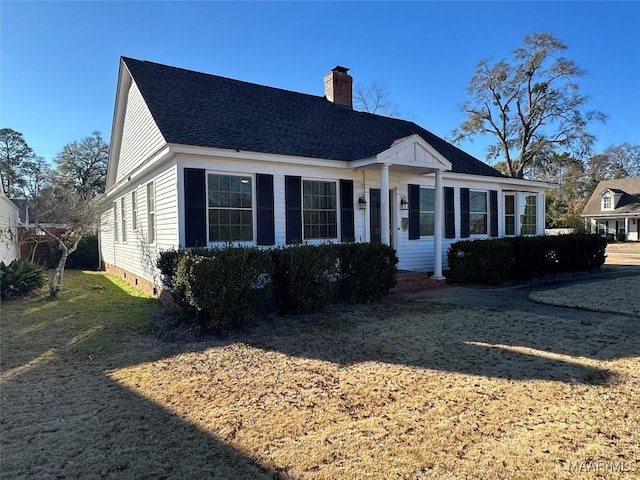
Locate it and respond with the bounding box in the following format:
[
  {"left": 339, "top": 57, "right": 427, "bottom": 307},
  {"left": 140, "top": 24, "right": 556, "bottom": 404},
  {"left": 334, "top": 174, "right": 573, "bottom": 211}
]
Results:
[
  {"left": 582, "top": 178, "right": 640, "bottom": 216},
  {"left": 122, "top": 57, "right": 505, "bottom": 178}
]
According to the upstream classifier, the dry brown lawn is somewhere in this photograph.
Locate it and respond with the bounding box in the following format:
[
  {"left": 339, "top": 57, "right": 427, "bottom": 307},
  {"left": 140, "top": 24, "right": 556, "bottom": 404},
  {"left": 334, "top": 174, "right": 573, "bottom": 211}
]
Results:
[
  {"left": 2, "top": 271, "right": 639, "bottom": 479},
  {"left": 530, "top": 275, "right": 640, "bottom": 316}
]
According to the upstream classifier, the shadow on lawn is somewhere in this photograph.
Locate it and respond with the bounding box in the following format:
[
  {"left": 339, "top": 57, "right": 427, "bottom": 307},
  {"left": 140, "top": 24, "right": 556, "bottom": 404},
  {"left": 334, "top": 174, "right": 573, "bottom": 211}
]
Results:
[
  {"left": 0, "top": 273, "right": 291, "bottom": 480},
  {"left": 1, "top": 360, "right": 291, "bottom": 479},
  {"left": 237, "top": 300, "right": 635, "bottom": 386},
  {"left": 3, "top": 271, "right": 635, "bottom": 478}
]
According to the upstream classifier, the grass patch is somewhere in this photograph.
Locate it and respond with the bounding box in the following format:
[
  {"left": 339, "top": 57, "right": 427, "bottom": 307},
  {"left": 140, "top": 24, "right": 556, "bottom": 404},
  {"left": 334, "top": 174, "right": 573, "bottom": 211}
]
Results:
[
  {"left": 2, "top": 271, "right": 639, "bottom": 479},
  {"left": 529, "top": 275, "right": 640, "bottom": 316}
]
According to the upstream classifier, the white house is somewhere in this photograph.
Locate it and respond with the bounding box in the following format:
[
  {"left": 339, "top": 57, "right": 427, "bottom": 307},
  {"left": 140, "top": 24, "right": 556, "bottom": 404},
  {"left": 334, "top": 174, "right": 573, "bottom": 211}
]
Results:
[
  {"left": 100, "top": 58, "right": 549, "bottom": 295},
  {"left": 0, "top": 173, "right": 20, "bottom": 264},
  {"left": 582, "top": 178, "right": 640, "bottom": 240}
]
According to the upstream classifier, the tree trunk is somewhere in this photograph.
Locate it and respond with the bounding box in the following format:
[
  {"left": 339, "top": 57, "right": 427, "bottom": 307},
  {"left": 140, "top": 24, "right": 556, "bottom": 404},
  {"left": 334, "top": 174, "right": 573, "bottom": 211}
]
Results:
[
  {"left": 49, "top": 249, "right": 68, "bottom": 299},
  {"left": 47, "top": 234, "right": 83, "bottom": 299}
]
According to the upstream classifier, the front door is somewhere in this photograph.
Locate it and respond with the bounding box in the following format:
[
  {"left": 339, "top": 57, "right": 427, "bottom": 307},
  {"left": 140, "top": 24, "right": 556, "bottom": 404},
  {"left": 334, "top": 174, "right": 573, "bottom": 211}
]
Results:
[{"left": 370, "top": 189, "right": 394, "bottom": 245}]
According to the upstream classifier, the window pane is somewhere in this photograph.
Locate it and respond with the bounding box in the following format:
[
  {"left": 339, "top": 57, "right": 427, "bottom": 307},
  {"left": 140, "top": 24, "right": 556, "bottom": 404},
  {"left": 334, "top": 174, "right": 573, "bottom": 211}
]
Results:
[
  {"left": 504, "top": 195, "right": 515, "bottom": 215},
  {"left": 303, "top": 180, "right": 337, "bottom": 240},
  {"left": 420, "top": 188, "right": 435, "bottom": 212},
  {"left": 505, "top": 216, "right": 515, "bottom": 236},
  {"left": 470, "top": 213, "right": 487, "bottom": 235},
  {"left": 470, "top": 192, "right": 487, "bottom": 213},
  {"left": 519, "top": 194, "right": 537, "bottom": 235},
  {"left": 207, "top": 174, "right": 254, "bottom": 242},
  {"left": 420, "top": 212, "right": 434, "bottom": 236},
  {"left": 418, "top": 188, "right": 435, "bottom": 237}
]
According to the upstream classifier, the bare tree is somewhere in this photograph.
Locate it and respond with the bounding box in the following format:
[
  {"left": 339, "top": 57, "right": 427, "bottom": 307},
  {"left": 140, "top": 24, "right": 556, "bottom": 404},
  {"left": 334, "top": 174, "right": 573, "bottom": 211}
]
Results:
[
  {"left": 354, "top": 82, "right": 401, "bottom": 117},
  {"left": 21, "top": 156, "right": 50, "bottom": 198},
  {"left": 451, "top": 33, "right": 606, "bottom": 179},
  {"left": 36, "top": 186, "right": 104, "bottom": 298},
  {"left": 53, "top": 131, "right": 108, "bottom": 196}
]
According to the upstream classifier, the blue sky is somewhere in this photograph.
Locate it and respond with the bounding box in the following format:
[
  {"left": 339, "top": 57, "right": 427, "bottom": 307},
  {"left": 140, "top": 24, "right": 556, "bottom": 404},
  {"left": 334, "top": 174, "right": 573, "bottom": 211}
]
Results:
[{"left": 2, "top": 1, "right": 639, "bottom": 165}]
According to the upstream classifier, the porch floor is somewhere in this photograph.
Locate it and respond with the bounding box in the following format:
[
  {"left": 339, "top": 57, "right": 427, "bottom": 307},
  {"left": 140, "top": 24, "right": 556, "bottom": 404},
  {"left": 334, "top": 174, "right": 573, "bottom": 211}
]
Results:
[{"left": 391, "top": 271, "right": 447, "bottom": 293}]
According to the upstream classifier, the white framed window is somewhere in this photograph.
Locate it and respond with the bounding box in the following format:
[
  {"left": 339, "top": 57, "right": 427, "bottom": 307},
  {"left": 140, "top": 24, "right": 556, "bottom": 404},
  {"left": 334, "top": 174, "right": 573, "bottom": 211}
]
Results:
[
  {"left": 617, "top": 221, "right": 626, "bottom": 235},
  {"left": 504, "top": 194, "right": 516, "bottom": 236},
  {"left": 120, "top": 197, "right": 127, "bottom": 242},
  {"left": 597, "top": 222, "right": 606, "bottom": 236},
  {"left": 207, "top": 173, "right": 253, "bottom": 242},
  {"left": 419, "top": 187, "right": 435, "bottom": 236},
  {"left": 602, "top": 196, "right": 613, "bottom": 210},
  {"left": 147, "top": 182, "right": 156, "bottom": 243},
  {"left": 470, "top": 191, "right": 487, "bottom": 235},
  {"left": 131, "top": 190, "right": 137, "bottom": 230},
  {"left": 303, "top": 180, "right": 337, "bottom": 240},
  {"left": 113, "top": 201, "right": 119, "bottom": 242},
  {"left": 504, "top": 193, "right": 537, "bottom": 236},
  {"left": 519, "top": 193, "right": 537, "bottom": 235}
]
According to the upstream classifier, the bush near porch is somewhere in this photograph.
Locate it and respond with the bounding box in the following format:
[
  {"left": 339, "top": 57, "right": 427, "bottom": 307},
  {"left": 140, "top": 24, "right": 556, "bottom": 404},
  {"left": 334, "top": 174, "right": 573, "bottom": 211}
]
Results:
[
  {"left": 157, "top": 243, "right": 398, "bottom": 331},
  {"left": 447, "top": 234, "right": 607, "bottom": 285}
]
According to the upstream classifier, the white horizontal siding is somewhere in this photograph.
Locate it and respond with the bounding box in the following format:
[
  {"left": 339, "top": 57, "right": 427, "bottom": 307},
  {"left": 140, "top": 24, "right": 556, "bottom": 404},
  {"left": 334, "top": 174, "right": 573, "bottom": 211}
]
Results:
[
  {"left": 104, "top": 152, "right": 549, "bottom": 278},
  {"left": 0, "top": 196, "right": 19, "bottom": 264},
  {"left": 115, "top": 82, "right": 165, "bottom": 184},
  {"left": 99, "top": 206, "right": 115, "bottom": 266},
  {"left": 100, "top": 164, "right": 178, "bottom": 284}
]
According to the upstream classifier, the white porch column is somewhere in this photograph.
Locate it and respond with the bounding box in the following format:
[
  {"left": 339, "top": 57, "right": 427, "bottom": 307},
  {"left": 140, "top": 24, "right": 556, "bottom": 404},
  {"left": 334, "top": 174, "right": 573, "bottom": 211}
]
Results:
[
  {"left": 432, "top": 169, "right": 444, "bottom": 280},
  {"left": 380, "top": 163, "right": 390, "bottom": 245},
  {"left": 625, "top": 217, "right": 629, "bottom": 240}
]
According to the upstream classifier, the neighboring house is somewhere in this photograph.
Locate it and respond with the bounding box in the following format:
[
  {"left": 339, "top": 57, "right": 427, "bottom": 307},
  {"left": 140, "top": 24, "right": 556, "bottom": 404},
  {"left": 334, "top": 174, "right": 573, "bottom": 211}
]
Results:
[
  {"left": 582, "top": 178, "right": 640, "bottom": 241},
  {"left": 1, "top": 173, "right": 20, "bottom": 264},
  {"left": 9, "top": 198, "right": 68, "bottom": 267},
  {"left": 100, "top": 57, "right": 549, "bottom": 295}
]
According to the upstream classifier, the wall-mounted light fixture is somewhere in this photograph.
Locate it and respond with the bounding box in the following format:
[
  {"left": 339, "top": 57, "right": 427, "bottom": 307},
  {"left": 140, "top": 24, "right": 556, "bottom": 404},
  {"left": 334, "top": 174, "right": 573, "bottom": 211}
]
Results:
[
  {"left": 400, "top": 196, "right": 409, "bottom": 210},
  {"left": 358, "top": 195, "right": 367, "bottom": 209}
]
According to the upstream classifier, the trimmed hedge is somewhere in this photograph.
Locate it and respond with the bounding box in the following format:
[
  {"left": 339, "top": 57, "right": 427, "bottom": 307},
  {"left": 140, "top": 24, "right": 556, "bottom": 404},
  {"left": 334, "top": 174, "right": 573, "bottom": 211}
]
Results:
[
  {"left": 447, "top": 239, "right": 514, "bottom": 285},
  {"left": 335, "top": 242, "right": 398, "bottom": 303},
  {"left": 0, "top": 258, "right": 47, "bottom": 300},
  {"left": 447, "top": 234, "right": 607, "bottom": 285},
  {"left": 172, "top": 247, "right": 272, "bottom": 331},
  {"left": 157, "top": 242, "right": 399, "bottom": 329},
  {"left": 270, "top": 244, "right": 337, "bottom": 314}
]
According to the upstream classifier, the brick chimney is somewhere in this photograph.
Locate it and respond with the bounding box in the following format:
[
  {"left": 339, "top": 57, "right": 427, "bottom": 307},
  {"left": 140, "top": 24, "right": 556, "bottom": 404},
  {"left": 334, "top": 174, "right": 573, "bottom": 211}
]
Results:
[{"left": 324, "top": 66, "right": 353, "bottom": 108}]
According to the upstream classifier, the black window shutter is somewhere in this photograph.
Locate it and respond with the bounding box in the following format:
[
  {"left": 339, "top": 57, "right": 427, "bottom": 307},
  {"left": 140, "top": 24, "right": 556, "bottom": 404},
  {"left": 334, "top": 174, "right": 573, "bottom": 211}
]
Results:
[
  {"left": 460, "top": 188, "right": 470, "bottom": 238},
  {"left": 489, "top": 190, "right": 498, "bottom": 237},
  {"left": 256, "top": 174, "right": 275, "bottom": 245},
  {"left": 184, "top": 168, "right": 206, "bottom": 247},
  {"left": 408, "top": 184, "right": 420, "bottom": 240},
  {"left": 444, "top": 186, "right": 455, "bottom": 239},
  {"left": 340, "top": 179, "right": 355, "bottom": 242},
  {"left": 285, "top": 176, "right": 302, "bottom": 244}
]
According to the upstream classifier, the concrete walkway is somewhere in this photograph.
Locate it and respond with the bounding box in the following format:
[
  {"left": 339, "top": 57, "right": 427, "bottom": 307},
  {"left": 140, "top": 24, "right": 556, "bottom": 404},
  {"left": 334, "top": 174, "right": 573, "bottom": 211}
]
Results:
[{"left": 405, "top": 265, "right": 640, "bottom": 331}]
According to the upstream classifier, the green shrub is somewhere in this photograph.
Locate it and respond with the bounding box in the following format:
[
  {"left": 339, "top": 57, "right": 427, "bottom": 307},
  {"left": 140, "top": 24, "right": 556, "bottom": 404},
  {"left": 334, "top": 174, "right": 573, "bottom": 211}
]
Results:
[
  {"left": 157, "top": 248, "right": 181, "bottom": 289},
  {"left": 504, "top": 236, "right": 547, "bottom": 280},
  {"left": 335, "top": 242, "right": 398, "bottom": 303},
  {"left": 271, "top": 244, "right": 337, "bottom": 314},
  {"left": 447, "top": 239, "right": 514, "bottom": 285},
  {"left": 582, "top": 234, "right": 607, "bottom": 269},
  {"left": 174, "top": 247, "right": 273, "bottom": 331},
  {"left": 171, "top": 253, "right": 199, "bottom": 316},
  {"left": 616, "top": 233, "right": 626, "bottom": 242},
  {"left": 448, "top": 234, "right": 608, "bottom": 285},
  {"left": 0, "top": 258, "right": 47, "bottom": 300},
  {"left": 63, "top": 234, "right": 99, "bottom": 270}
]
